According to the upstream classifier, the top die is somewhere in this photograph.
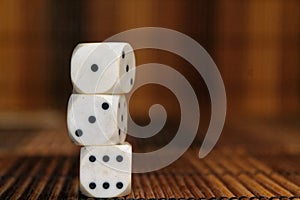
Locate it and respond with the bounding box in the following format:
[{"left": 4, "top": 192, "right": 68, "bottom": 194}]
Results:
[{"left": 71, "top": 42, "right": 136, "bottom": 94}]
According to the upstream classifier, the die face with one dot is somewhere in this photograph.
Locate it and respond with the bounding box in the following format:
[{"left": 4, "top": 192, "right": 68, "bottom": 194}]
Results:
[
  {"left": 67, "top": 94, "right": 127, "bottom": 146},
  {"left": 80, "top": 144, "right": 132, "bottom": 198},
  {"left": 71, "top": 42, "right": 135, "bottom": 94}
]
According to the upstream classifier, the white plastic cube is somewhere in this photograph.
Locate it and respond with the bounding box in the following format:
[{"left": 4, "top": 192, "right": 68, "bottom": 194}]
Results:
[
  {"left": 71, "top": 42, "right": 135, "bottom": 94},
  {"left": 67, "top": 94, "right": 127, "bottom": 146},
  {"left": 80, "top": 144, "right": 132, "bottom": 198}
]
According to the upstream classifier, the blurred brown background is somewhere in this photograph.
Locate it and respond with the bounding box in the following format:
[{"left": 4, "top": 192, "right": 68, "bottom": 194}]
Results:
[
  {"left": 0, "top": 1, "right": 300, "bottom": 198},
  {"left": 0, "top": 0, "right": 299, "bottom": 132}
]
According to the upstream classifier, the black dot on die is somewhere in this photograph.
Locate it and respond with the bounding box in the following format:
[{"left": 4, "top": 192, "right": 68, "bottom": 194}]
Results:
[
  {"left": 89, "top": 155, "right": 96, "bottom": 162},
  {"left": 103, "top": 182, "right": 110, "bottom": 189},
  {"left": 102, "top": 155, "right": 109, "bottom": 162},
  {"left": 89, "top": 182, "right": 96, "bottom": 189},
  {"left": 121, "top": 115, "right": 124, "bottom": 122},
  {"left": 88, "top": 116, "right": 96, "bottom": 123},
  {"left": 75, "top": 129, "right": 83, "bottom": 137},
  {"left": 116, "top": 182, "right": 123, "bottom": 189},
  {"left": 102, "top": 102, "right": 109, "bottom": 110},
  {"left": 91, "top": 64, "right": 98, "bottom": 72},
  {"left": 126, "top": 65, "right": 129, "bottom": 72},
  {"left": 118, "top": 129, "right": 121, "bottom": 135},
  {"left": 130, "top": 78, "right": 133, "bottom": 85},
  {"left": 116, "top": 155, "right": 123, "bottom": 162},
  {"left": 122, "top": 51, "right": 125, "bottom": 59}
]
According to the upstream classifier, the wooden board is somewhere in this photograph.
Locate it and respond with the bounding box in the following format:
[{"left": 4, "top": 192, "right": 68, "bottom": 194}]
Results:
[{"left": 0, "top": 112, "right": 299, "bottom": 199}]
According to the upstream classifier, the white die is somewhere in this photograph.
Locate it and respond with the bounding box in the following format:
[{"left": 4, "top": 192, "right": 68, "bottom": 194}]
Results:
[
  {"left": 71, "top": 42, "right": 135, "bottom": 94},
  {"left": 67, "top": 94, "right": 127, "bottom": 146},
  {"left": 80, "top": 144, "right": 132, "bottom": 198}
]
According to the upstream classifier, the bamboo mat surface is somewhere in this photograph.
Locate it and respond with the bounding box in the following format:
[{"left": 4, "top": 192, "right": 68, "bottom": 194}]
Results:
[{"left": 0, "top": 112, "right": 299, "bottom": 199}]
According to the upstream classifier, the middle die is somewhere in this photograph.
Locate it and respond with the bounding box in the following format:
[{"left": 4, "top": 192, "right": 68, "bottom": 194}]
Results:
[{"left": 67, "top": 94, "right": 127, "bottom": 146}]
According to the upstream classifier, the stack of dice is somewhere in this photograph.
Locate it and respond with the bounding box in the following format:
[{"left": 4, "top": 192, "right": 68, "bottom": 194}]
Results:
[{"left": 67, "top": 43, "right": 135, "bottom": 198}]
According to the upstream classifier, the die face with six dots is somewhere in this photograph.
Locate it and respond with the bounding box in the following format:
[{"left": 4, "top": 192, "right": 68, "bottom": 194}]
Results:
[{"left": 80, "top": 145, "right": 132, "bottom": 198}]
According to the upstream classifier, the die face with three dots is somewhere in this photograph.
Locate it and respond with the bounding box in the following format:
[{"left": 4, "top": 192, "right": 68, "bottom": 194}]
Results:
[
  {"left": 67, "top": 94, "right": 128, "bottom": 146},
  {"left": 71, "top": 42, "right": 136, "bottom": 94},
  {"left": 80, "top": 144, "right": 132, "bottom": 198}
]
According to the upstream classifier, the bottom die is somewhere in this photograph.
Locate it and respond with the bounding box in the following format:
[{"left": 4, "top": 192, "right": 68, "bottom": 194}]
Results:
[{"left": 80, "top": 144, "right": 132, "bottom": 198}]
